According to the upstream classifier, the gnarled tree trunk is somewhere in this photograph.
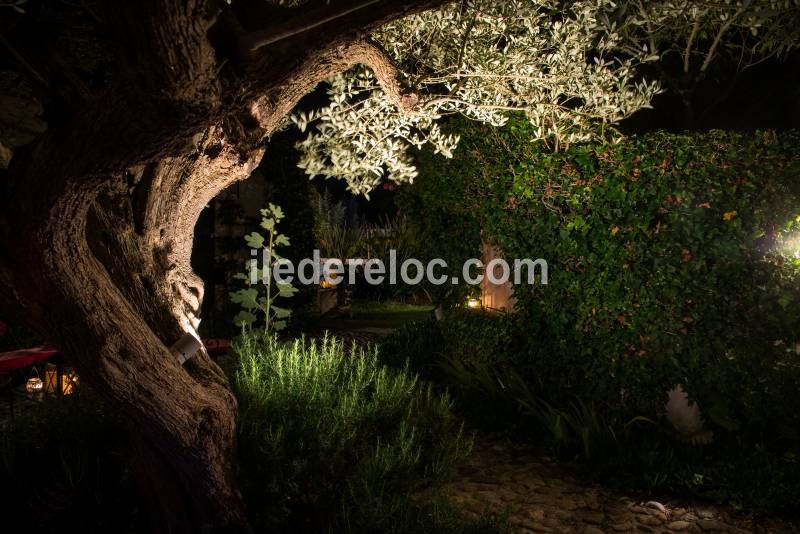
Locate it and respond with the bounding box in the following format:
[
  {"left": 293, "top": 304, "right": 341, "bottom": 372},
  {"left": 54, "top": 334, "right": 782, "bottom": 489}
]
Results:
[{"left": 0, "top": 1, "right": 446, "bottom": 531}]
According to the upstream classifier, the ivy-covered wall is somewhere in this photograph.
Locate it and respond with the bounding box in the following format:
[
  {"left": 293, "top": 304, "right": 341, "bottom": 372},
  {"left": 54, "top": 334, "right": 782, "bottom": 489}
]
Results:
[{"left": 400, "top": 117, "right": 800, "bottom": 432}]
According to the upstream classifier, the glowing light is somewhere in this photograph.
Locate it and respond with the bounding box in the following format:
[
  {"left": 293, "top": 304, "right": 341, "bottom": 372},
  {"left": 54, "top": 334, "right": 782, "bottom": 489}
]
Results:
[
  {"left": 774, "top": 230, "right": 800, "bottom": 260},
  {"left": 170, "top": 332, "right": 203, "bottom": 365},
  {"left": 43, "top": 364, "right": 79, "bottom": 395},
  {"left": 61, "top": 369, "right": 78, "bottom": 396},
  {"left": 466, "top": 298, "right": 481, "bottom": 309},
  {"left": 25, "top": 377, "right": 43, "bottom": 393}
]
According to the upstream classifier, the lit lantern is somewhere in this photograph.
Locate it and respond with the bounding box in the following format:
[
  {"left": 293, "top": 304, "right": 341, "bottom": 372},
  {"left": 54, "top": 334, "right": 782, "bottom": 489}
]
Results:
[
  {"left": 43, "top": 363, "right": 79, "bottom": 396},
  {"left": 44, "top": 363, "right": 59, "bottom": 394},
  {"left": 320, "top": 279, "right": 334, "bottom": 289},
  {"left": 26, "top": 376, "right": 43, "bottom": 394},
  {"left": 466, "top": 297, "right": 481, "bottom": 309},
  {"left": 61, "top": 367, "right": 78, "bottom": 396}
]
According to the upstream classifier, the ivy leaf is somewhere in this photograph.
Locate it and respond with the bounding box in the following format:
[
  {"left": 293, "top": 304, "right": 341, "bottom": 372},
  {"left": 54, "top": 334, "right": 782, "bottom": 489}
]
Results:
[{"left": 275, "top": 234, "right": 290, "bottom": 247}]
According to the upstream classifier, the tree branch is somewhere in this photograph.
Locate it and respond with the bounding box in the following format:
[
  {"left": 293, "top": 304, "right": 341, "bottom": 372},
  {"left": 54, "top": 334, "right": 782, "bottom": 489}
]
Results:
[
  {"left": 242, "top": 0, "right": 383, "bottom": 53},
  {"left": 700, "top": 2, "right": 749, "bottom": 73},
  {"left": 351, "top": 38, "right": 420, "bottom": 110},
  {"left": 243, "top": 1, "right": 452, "bottom": 134},
  {"left": 248, "top": 37, "right": 420, "bottom": 135},
  {"left": 684, "top": 16, "right": 701, "bottom": 73}
]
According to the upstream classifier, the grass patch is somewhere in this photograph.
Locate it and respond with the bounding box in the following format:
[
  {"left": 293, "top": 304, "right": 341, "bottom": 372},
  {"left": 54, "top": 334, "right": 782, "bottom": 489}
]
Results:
[{"left": 316, "top": 300, "right": 435, "bottom": 330}]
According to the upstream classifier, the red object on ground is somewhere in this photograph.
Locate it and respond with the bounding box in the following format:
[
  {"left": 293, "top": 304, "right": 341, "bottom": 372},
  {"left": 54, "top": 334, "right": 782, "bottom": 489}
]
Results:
[
  {"left": 0, "top": 346, "right": 58, "bottom": 372},
  {"left": 203, "top": 338, "right": 231, "bottom": 357}
]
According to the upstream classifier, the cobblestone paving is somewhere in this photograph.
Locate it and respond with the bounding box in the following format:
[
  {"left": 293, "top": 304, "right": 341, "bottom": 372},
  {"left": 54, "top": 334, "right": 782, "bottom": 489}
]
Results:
[{"left": 443, "top": 440, "right": 798, "bottom": 534}]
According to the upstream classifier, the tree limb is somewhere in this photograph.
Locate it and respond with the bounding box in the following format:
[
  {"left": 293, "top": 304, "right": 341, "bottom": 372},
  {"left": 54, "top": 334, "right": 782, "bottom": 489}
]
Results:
[
  {"left": 243, "top": 1, "right": 453, "bottom": 134},
  {"left": 351, "top": 38, "right": 420, "bottom": 110},
  {"left": 684, "top": 16, "right": 701, "bottom": 73},
  {"left": 249, "top": 37, "right": 420, "bottom": 136},
  {"left": 700, "top": 1, "right": 749, "bottom": 73},
  {"left": 243, "top": 0, "right": 383, "bottom": 53}
]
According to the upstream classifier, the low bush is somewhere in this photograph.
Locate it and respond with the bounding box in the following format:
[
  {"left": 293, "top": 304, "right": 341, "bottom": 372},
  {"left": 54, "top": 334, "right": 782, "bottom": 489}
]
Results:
[
  {"left": 383, "top": 313, "right": 800, "bottom": 515},
  {"left": 230, "top": 332, "right": 479, "bottom": 533},
  {"left": 0, "top": 389, "right": 141, "bottom": 532}
]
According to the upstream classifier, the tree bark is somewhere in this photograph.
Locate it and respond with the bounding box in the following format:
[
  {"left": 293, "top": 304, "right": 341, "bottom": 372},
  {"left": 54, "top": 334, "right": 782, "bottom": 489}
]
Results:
[{"left": 0, "top": 1, "right": 449, "bottom": 531}]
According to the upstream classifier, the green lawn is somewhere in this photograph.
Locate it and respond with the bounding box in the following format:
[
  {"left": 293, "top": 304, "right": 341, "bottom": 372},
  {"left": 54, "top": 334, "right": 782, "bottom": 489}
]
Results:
[{"left": 315, "top": 300, "right": 435, "bottom": 331}]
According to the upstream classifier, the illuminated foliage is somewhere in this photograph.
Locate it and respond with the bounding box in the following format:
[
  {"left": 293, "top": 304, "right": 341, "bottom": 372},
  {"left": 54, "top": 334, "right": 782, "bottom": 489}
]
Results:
[{"left": 294, "top": 0, "right": 800, "bottom": 195}]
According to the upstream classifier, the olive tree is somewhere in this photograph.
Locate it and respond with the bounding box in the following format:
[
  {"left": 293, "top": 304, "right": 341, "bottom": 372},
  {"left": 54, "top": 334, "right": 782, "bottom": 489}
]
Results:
[
  {"left": 0, "top": 0, "right": 796, "bottom": 531},
  {"left": 294, "top": 0, "right": 800, "bottom": 194}
]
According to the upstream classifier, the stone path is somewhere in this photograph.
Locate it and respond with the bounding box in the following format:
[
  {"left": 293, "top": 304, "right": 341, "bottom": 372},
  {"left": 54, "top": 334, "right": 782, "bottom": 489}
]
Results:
[{"left": 442, "top": 440, "right": 798, "bottom": 534}]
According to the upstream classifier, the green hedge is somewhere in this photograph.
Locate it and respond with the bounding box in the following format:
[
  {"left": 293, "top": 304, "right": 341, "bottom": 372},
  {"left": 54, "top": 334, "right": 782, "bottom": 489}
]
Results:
[
  {"left": 396, "top": 120, "right": 800, "bottom": 512},
  {"left": 403, "top": 119, "right": 800, "bottom": 422}
]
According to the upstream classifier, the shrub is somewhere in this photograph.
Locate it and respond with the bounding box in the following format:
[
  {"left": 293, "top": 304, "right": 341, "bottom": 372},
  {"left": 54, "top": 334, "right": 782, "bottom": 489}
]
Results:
[
  {"left": 230, "top": 332, "right": 473, "bottom": 533},
  {"left": 0, "top": 388, "right": 140, "bottom": 532},
  {"left": 384, "top": 313, "right": 800, "bottom": 514},
  {"left": 1, "top": 333, "right": 504, "bottom": 533},
  {"left": 395, "top": 122, "right": 800, "bottom": 513},
  {"left": 402, "top": 118, "right": 800, "bottom": 434}
]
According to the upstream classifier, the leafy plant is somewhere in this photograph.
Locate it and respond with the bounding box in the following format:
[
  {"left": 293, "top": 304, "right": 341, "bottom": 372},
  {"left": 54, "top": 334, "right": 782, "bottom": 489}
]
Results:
[
  {"left": 0, "top": 387, "right": 140, "bottom": 532},
  {"left": 391, "top": 124, "right": 800, "bottom": 513},
  {"left": 404, "top": 119, "right": 800, "bottom": 430},
  {"left": 229, "top": 331, "right": 473, "bottom": 533},
  {"left": 230, "top": 203, "right": 298, "bottom": 333}
]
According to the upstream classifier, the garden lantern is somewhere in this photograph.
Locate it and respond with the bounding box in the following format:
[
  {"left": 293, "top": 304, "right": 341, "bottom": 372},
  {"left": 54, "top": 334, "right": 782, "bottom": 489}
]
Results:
[
  {"left": 466, "top": 297, "right": 481, "bottom": 309},
  {"left": 61, "top": 367, "right": 78, "bottom": 395},
  {"left": 320, "top": 278, "right": 334, "bottom": 289},
  {"left": 43, "top": 363, "right": 58, "bottom": 394},
  {"left": 43, "top": 363, "right": 79, "bottom": 395},
  {"left": 25, "top": 368, "right": 43, "bottom": 393},
  {"left": 25, "top": 377, "right": 43, "bottom": 393}
]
